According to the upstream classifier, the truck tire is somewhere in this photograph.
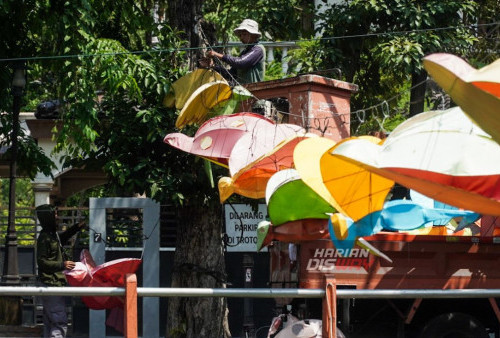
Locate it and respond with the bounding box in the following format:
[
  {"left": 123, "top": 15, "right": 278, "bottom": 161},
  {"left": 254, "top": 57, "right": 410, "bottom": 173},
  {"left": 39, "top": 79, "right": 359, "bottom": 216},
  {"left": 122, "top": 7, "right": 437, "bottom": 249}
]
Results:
[{"left": 419, "top": 312, "right": 489, "bottom": 338}]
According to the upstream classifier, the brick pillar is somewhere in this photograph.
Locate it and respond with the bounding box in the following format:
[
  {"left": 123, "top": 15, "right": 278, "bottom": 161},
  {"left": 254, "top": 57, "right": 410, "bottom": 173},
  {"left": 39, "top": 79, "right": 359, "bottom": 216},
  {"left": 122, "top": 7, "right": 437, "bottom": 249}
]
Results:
[{"left": 242, "top": 74, "right": 358, "bottom": 141}]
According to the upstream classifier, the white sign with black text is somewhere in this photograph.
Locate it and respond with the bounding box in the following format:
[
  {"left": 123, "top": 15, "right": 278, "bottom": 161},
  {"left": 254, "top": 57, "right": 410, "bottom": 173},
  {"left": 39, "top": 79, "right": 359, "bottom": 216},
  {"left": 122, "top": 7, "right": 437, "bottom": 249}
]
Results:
[{"left": 224, "top": 204, "right": 268, "bottom": 252}]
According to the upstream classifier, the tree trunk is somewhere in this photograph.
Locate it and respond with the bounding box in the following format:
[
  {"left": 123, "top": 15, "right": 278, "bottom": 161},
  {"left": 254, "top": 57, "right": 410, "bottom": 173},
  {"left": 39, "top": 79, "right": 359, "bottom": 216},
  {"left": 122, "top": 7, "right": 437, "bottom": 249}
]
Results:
[
  {"left": 409, "top": 69, "right": 428, "bottom": 117},
  {"left": 166, "top": 205, "right": 231, "bottom": 338},
  {"left": 300, "top": 0, "right": 315, "bottom": 38},
  {"left": 167, "top": 0, "right": 208, "bottom": 70},
  {"left": 165, "top": 2, "right": 229, "bottom": 336}
]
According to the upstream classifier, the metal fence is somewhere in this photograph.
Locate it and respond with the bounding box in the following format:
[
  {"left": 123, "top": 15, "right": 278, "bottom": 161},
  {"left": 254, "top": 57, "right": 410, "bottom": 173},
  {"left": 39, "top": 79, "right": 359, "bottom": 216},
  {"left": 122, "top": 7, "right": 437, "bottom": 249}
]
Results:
[
  {"left": 3, "top": 285, "right": 500, "bottom": 338},
  {"left": 0, "top": 205, "right": 178, "bottom": 248},
  {"left": 0, "top": 207, "right": 88, "bottom": 247},
  {"left": 3, "top": 286, "right": 500, "bottom": 299}
]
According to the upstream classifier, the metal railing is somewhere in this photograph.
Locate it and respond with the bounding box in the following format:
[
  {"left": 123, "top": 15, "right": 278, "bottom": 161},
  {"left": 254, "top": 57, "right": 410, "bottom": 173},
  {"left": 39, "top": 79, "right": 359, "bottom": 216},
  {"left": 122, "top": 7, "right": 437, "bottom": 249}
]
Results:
[
  {"left": 0, "top": 207, "right": 87, "bottom": 247},
  {"left": 3, "top": 286, "right": 500, "bottom": 298},
  {"left": 3, "top": 283, "right": 500, "bottom": 338}
]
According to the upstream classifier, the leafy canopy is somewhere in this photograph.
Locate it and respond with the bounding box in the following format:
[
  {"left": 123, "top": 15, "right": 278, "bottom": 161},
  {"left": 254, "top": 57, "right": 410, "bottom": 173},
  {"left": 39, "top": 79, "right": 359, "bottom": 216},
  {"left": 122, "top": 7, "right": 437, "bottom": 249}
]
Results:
[
  {"left": 310, "top": 0, "right": 479, "bottom": 133},
  {"left": 0, "top": 0, "right": 497, "bottom": 205}
]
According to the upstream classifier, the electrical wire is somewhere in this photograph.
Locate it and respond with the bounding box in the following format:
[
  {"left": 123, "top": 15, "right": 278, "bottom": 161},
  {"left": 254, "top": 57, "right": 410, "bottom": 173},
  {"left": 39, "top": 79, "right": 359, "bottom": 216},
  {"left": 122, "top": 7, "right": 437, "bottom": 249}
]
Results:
[{"left": 0, "top": 21, "right": 497, "bottom": 63}]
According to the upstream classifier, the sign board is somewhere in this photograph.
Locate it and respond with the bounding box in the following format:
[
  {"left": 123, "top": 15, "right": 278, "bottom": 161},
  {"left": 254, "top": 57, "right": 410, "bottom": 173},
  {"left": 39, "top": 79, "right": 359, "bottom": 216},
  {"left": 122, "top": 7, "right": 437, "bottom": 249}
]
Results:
[{"left": 224, "top": 204, "right": 268, "bottom": 252}]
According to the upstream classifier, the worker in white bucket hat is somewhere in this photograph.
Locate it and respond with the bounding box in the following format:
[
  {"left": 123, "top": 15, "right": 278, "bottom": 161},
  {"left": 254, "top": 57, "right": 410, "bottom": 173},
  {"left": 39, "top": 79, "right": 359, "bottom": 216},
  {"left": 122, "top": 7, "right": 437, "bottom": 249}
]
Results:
[
  {"left": 203, "top": 19, "right": 266, "bottom": 84},
  {"left": 233, "top": 19, "right": 262, "bottom": 38}
]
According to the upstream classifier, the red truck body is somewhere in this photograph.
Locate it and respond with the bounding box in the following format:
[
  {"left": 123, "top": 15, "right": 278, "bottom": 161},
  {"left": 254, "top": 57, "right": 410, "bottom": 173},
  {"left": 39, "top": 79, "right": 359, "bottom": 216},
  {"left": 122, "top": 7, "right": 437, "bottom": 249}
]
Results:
[
  {"left": 298, "top": 234, "right": 500, "bottom": 290},
  {"left": 269, "top": 218, "right": 500, "bottom": 337}
]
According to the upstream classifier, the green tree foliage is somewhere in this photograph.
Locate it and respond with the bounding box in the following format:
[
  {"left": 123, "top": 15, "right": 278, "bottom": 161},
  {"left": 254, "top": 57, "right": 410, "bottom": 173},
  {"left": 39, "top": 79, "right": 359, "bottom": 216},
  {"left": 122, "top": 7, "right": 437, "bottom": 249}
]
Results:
[
  {"left": 0, "top": 0, "right": 496, "bottom": 240},
  {"left": 54, "top": 32, "right": 221, "bottom": 205},
  {"left": 470, "top": 0, "right": 500, "bottom": 65},
  {"left": 322, "top": 2, "right": 476, "bottom": 95},
  {"left": 317, "top": 0, "right": 478, "bottom": 80},
  {"left": 1, "top": 3, "right": 231, "bottom": 334},
  {"left": 0, "top": 1, "right": 56, "bottom": 179},
  {"left": 0, "top": 0, "right": 497, "bottom": 196},
  {"left": 296, "top": 0, "right": 487, "bottom": 132},
  {"left": 0, "top": 0, "right": 213, "bottom": 206},
  {"left": 0, "top": 179, "right": 33, "bottom": 208},
  {"left": 203, "top": 0, "right": 312, "bottom": 42},
  {"left": 0, "top": 179, "right": 36, "bottom": 246},
  {"left": 287, "top": 39, "right": 329, "bottom": 75}
]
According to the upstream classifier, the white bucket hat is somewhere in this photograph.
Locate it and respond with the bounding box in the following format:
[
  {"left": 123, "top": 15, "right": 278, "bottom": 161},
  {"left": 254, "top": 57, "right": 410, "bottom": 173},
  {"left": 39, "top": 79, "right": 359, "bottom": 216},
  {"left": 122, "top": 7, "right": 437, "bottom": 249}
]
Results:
[{"left": 234, "top": 19, "right": 261, "bottom": 37}]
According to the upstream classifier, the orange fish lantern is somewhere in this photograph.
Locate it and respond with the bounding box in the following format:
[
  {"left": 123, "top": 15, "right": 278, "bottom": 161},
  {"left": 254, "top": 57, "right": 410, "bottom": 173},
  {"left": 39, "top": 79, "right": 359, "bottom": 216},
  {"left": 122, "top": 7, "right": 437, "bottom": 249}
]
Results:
[
  {"left": 423, "top": 53, "right": 500, "bottom": 144},
  {"left": 327, "top": 107, "right": 500, "bottom": 216},
  {"left": 218, "top": 124, "right": 306, "bottom": 202}
]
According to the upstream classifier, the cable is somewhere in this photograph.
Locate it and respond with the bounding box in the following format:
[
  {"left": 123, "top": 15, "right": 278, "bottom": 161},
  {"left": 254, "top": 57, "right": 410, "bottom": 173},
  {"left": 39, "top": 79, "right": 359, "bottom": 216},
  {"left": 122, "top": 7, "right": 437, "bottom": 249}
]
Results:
[
  {"left": 317, "top": 21, "right": 499, "bottom": 42},
  {"left": 223, "top": 202, "right": 246, "bottom": 248},
  {"left": 0, "top": 21, "right": 497, "bottom": 63}
]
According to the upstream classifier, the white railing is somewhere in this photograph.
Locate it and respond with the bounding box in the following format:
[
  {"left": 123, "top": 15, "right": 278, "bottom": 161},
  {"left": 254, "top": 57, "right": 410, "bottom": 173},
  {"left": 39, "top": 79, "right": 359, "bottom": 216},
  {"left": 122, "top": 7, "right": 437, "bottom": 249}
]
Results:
[{"left": 263, "top": 41, "right": 298, "bottom": 74}]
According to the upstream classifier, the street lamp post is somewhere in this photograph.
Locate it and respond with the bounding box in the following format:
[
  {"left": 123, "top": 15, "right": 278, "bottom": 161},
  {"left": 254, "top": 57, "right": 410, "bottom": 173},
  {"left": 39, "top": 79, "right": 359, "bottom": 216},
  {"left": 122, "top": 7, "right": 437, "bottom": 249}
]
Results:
[
  {"left": 2, "top": 61, "right": 26, "bottom": 285},
  {"left": 0, "top": 61, "right": 26, "bottom": 325}
]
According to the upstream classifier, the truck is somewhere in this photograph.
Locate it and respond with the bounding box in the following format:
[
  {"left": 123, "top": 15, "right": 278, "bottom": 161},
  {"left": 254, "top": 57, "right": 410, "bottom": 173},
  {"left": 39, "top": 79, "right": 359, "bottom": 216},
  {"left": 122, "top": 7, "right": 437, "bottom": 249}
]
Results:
[{"left": 268, "top": 220, "right": 500, "bottom": 337}]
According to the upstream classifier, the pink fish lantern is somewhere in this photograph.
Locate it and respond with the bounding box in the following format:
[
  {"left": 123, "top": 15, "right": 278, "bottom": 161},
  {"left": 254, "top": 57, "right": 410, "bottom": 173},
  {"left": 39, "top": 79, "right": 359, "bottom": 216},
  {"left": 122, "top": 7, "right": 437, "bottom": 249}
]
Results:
[
  {"left": 64, "top": 249, "right": 142, "bottom": 310},
  {"left": 226, "top": 123, "right": 306, "bottom": 176},
  {"left": 164, "top": 112, "right": 275, "bottom": 168}
]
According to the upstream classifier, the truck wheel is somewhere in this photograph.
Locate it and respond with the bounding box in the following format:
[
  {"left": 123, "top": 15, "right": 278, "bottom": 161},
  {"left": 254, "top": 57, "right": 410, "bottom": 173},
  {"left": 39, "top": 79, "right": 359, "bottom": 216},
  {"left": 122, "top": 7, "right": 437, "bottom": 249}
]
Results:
[{"left": 419, "top": 312, "right": 488, "bottom": 338}]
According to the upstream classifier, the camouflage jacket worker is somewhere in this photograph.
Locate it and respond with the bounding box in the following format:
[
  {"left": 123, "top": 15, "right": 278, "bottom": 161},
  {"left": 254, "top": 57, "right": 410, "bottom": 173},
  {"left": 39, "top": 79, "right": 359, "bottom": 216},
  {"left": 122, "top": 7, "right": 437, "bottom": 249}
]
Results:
[
  {"left": 37, "top": 224, "right": 81, "bottom": 286},
  {"left": 36, "top": 204, "right": 82, "bottom": 287}
]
